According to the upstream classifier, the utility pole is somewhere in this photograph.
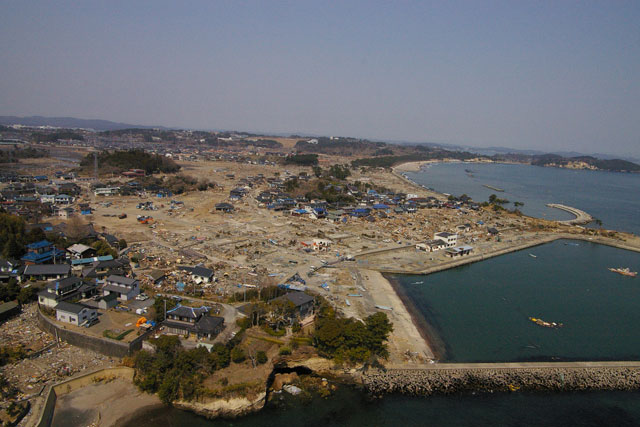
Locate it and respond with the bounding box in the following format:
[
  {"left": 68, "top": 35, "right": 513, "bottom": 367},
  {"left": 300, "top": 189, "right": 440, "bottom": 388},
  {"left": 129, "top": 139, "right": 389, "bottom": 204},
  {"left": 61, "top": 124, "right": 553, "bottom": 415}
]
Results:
[{"left": 93, "top": 151, "right": 98, "bottom": 181}]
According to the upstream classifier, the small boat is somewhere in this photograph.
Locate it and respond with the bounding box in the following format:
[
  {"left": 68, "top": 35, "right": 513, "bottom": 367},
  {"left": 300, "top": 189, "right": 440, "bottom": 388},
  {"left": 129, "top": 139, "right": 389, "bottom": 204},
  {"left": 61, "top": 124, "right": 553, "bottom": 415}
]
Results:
[
  {"left": 529, "top": 254, "right": 537, "bottom": 258},
  {"left": 608, "top": 267, "right": 637, "bottom": 277},
  {"left": 347, "top": 293, "right": 363, "bottom": 297},
  {"left": 412, "top": 281, "right": 424, "bottom": 285},
  {"left": 529, "top": 317, "right": 563, "bottom": 328},
  {"left": 345, "top": 299, "right": 351, "bottom": 306},
  {"left": 375, "top": 305, "right": 393, "bottom": 311}
]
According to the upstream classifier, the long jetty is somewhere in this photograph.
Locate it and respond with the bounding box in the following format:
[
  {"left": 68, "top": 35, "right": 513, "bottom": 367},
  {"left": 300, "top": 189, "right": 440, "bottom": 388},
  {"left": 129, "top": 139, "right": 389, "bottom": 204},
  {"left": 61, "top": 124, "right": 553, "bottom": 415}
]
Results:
[
  {"left": 361, "top": 233, "right": 640, "bottom": 276},
  {"left": 546, "top": 203, "right": 592, "bottom": 225},
  {"left": 363, "top": 361, "right": 640, "bottom": 396}
]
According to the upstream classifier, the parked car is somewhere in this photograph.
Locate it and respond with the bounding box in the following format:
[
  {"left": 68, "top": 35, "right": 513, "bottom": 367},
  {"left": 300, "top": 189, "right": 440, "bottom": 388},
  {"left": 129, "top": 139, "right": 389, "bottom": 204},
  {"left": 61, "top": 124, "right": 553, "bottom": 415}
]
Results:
[{"left": 81, "top": 317, "right": 99, "bottom": 327}]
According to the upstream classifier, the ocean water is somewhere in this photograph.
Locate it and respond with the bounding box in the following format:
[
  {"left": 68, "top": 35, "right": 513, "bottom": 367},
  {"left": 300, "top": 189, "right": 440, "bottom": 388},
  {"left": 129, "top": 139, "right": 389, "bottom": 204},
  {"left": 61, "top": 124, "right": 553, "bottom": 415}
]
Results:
[
  {"left": 392, "top": 239, "right": 640, "bottom": 362},
  {"left": 405, "top": 162, "right": 640, "bottom": 235},
  {"left": 127, "top": 388, "right": 640, "bottom": 427}
]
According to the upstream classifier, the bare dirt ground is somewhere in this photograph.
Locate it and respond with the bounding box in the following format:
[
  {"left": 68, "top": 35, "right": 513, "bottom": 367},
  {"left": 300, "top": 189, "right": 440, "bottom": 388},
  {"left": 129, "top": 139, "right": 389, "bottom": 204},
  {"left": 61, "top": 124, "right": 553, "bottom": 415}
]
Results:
[
  {"left": 51, "top": 378, "right": 161, "bottom": 427},
  {"left": 18, "top": 151, "right": 630, "bottom": 369}
]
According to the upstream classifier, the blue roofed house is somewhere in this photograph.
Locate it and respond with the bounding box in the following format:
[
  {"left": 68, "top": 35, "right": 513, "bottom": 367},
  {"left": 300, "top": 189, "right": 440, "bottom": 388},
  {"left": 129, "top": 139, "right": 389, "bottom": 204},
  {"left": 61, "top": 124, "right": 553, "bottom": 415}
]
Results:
[{"left": 21, "top": 240, "right": 66, "bottom": 265}]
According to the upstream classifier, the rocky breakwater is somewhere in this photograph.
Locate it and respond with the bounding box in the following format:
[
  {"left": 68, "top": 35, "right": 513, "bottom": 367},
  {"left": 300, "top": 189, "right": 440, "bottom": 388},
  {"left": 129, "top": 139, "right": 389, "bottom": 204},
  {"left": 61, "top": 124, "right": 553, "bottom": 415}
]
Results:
[{"left": 363, "top": 366, "right": 640, "bottom": 395}]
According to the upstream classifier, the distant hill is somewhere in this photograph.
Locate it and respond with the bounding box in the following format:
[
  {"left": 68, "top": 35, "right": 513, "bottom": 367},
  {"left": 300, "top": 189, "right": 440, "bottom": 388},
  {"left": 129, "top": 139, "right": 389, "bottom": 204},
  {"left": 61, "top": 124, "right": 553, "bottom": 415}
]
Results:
[
  {"left": 0, "top": 115, "right": 168, "bottom": 131},
  {"left": 531, "top": 154, "right": 640, "bottom": 172}
]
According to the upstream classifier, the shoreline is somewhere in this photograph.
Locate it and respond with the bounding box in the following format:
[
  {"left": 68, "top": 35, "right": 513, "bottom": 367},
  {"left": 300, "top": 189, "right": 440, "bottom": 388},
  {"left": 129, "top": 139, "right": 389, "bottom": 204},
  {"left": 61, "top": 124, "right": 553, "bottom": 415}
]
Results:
[
  {"left": 361, "top": 270, "right": 436, "bottom": 362},
  {"left": 383, "top": 273, "right": 446, "bottom": 361}
]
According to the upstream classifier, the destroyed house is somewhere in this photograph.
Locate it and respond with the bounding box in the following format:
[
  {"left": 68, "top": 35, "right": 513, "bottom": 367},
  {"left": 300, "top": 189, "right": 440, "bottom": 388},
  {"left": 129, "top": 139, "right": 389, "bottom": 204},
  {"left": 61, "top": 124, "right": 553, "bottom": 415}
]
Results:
[
  {"left": 179, "top": 265, "right": 215, "bottom": 283},
  {"left": 66, "top": 243, "right": 96, "bottom": 260},
  {"left": 215, "top": 203, "right": 234, "bottom": 212}
]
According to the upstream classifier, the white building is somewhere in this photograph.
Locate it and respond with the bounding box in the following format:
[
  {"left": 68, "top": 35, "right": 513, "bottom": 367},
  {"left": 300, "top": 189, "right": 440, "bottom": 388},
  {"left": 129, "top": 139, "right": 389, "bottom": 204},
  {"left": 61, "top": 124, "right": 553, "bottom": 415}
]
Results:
[
  {"left": 40, "top": 194, "right": 55, "bottom": 204},
  {"left": 417, "top": 239, "right": 448, "bottom": 252},
  {"left": 434, "top": 232, "right": 458, "bottom": 248},
  {"left": 54, "top": 194, "right": 74, "bottom": 204},
  {"left": 55, "top": 301, "right": 97, "bottom": 326},
  {"left": 94, "top": 187, "right": 120, "bottom": 196}
]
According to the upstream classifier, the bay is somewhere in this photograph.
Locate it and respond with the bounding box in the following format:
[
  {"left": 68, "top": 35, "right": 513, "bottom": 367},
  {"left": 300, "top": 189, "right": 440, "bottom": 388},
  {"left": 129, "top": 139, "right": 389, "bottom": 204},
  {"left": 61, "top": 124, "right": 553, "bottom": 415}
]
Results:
[{"left": 392, "top": 239, "right": 640, "bottom": 362}]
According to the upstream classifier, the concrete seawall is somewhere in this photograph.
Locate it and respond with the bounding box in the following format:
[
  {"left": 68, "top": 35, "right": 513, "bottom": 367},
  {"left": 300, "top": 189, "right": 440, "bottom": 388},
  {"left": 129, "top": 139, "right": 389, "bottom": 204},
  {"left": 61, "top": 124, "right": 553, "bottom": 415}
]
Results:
[
  {"left": 29, "top": 367, "right": 135, "bottom": 427},
  {"left": 37, "top": 309, "right": 156, "bottom": 358},
  {"left": 369, "top": 233, "right": 640, "bottom": 276},
  {"left": 364, "top": 362, "right": 640, "bottom": 396},
  {"left": 547, "top": 204, "right": 593, "bottom": 225}
]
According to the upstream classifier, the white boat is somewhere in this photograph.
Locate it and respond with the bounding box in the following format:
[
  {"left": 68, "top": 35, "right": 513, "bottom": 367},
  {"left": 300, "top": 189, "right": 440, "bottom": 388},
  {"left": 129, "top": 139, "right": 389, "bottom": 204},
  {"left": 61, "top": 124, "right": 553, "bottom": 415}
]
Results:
[
  {"left": 529, "top": 254, "right": 537, "bottom": 258},
  {"left": 412, "top": 281, "right": 424, "bottom": 284},
  {"left": 345, "top": 298, "right": 351, "bottom": 306}
]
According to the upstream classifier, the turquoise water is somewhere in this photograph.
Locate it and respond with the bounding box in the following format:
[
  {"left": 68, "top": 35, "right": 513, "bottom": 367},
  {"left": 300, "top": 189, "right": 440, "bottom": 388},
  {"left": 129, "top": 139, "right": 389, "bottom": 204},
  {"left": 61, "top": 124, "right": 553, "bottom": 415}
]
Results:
[
  {"left": 393, "top": 239, "right": 640, "bottom": 362},
  {"left": 405, "top": 162, "right": 640, "bottom": 235},
  {"left": 127, "top": 388, "right": 640, "bottom": 426}
]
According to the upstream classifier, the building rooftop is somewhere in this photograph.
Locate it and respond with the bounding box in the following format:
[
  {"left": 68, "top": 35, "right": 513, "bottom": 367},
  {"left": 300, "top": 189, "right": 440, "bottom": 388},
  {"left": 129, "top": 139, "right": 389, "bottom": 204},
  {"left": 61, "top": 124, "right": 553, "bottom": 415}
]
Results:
[
  {"left": 23, "top": 264, "right": 70, "bottom": 275},
  {"left": 55, "top": 301, "right": 88, "bottom": 314}
]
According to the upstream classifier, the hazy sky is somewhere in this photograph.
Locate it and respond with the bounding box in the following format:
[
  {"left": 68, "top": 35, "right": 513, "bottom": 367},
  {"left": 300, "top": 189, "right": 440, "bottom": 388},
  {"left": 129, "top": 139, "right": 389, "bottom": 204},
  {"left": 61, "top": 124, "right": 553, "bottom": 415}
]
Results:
[{"left": 1, "top": 1, "right": 639, "bottom": 156}]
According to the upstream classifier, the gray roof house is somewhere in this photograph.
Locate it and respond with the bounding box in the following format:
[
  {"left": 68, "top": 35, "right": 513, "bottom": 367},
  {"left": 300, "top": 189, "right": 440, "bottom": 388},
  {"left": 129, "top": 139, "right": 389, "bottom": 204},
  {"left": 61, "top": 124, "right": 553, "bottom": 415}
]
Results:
[
  {"left": 102, "top": 275, "right": 140, "bottom": 301},
  {"left": 55, "top": 301, "right": 98, "bottom": 326},
  {"left": 22, "top": 264, "right": 70, "bottom": 282},
  {"left": 163, "top": 305, "right": 225, "bottom": 340}
]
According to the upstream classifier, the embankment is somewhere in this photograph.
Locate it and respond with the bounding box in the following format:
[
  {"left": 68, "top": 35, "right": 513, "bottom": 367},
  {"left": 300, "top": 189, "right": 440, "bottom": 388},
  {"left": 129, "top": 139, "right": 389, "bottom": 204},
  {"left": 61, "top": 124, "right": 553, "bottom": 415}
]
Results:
[
  {"left": 29, "top": 367, "right": 136, "bottom": 427},
  {"left": 37, "top": 309, "right": 156, "bottom": 358},
  {"left": 364, "top": 362, "right": 640, "bottom": 395},
  {"left": 375, "top": 233, "right": 640, "bottom": 275}
]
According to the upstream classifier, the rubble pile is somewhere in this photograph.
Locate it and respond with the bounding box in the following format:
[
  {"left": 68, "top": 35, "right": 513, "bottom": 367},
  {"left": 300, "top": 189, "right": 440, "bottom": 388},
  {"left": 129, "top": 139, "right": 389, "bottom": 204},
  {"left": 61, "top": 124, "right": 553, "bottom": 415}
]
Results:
[{"left": 0, "top": 304, "right": 114, "bottom": 397}]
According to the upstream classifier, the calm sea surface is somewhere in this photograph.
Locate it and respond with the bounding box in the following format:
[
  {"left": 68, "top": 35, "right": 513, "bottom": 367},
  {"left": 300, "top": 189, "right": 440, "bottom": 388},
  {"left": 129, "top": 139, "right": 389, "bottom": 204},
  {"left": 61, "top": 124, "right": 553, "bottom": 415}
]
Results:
[
  {"left": 405, "top": 162, "right": 640, "bottom": 235},
  {"left": 392, "top": 239, "right": 640, "bottom": 362},
  {"left": 131, "top": 165, "right": 640, "bottom": 425},
  {"left": 127, "top": 388, "right": 640, "bottom": 427}
]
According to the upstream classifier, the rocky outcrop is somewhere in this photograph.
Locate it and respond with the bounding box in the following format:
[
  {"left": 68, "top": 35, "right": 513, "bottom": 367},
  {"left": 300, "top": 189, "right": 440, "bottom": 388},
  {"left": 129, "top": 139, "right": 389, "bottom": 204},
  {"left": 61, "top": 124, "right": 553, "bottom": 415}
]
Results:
[
  {"left": 173, "top": 392, "right": 266, "bottom": 419},
  {"left": 364, "top": 368, "right": 640, "bottom": 395}
]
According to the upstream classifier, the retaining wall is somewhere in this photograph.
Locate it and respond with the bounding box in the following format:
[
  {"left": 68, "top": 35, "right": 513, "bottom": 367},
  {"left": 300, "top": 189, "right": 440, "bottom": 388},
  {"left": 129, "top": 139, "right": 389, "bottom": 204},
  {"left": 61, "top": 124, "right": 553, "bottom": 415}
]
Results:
[
  {"left": 37, "top": 310, "right": 138, "bottom": 358},
  {"left": 32, "top": 367, "right": 135, "bottom": 427}
]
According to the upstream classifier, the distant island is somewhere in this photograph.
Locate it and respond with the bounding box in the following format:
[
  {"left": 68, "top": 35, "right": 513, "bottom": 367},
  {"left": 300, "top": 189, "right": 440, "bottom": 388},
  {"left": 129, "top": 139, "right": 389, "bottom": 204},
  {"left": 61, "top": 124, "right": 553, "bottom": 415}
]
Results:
[{"left": 530, "top": 154, "right": 640, "bottom": 173}]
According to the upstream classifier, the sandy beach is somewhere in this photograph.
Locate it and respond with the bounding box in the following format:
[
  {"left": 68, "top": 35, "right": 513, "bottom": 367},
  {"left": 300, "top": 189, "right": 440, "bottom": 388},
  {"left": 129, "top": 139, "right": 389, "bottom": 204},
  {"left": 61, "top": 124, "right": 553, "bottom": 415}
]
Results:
[
  {"left": 392, "top": 160, "right": 433, "bottom": 172},
  {"left": 361, "top": 269, "right": 435, "bottom": 363}
]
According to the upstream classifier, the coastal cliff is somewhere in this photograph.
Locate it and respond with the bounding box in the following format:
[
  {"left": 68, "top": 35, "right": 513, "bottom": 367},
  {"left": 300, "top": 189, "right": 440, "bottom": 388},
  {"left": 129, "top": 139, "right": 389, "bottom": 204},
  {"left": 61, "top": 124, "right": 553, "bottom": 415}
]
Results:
[{"left": 173, "top": 392, "right": 267, "bottom": 419}]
